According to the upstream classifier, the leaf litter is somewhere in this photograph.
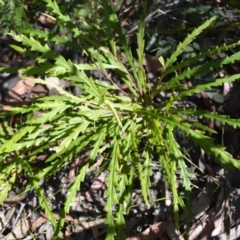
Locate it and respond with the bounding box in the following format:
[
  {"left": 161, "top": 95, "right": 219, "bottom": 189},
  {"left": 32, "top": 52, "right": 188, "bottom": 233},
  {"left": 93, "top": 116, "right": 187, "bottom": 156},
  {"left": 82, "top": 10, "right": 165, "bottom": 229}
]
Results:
[{"left": 2, "top": 1, "right": 240, "bottom": 239}]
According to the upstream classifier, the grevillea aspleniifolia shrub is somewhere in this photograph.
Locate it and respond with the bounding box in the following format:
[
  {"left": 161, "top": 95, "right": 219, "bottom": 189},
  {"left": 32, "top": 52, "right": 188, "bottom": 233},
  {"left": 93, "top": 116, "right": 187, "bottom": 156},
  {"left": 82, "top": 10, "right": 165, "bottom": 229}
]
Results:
[{"left": 1, "top": 1, "right": 240, "bottom": 238}]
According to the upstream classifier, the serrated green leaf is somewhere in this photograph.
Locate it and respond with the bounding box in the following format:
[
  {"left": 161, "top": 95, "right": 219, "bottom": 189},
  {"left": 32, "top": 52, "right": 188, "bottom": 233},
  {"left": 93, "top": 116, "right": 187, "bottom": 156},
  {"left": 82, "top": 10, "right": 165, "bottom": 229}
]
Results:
[
  {"left": 106, "top": 100, "right": 123, "bottom": 128},
  {"left": 167, "top": 127, "right": 183, "bottom": 158},
  {"left": 167, "top": 53, "right": 240, "bottom": 89},
  {"left": 65, "top": 164, "right": 88, "bottom": 213},
  {"left": 116, "top": 204, "right": 126, "bottom": 238},
  {"left": 178, "top": 158, "right": 192, "bottom": 191},
  {"left": 177, "top": 74, "right": 240, "bottom": 99},
  {"left": 10, "top": 44, "right": 26, "bottom": 53},
  {"left": 32, "top": 178, "right": 57, "bottom": 228},
  {"left": 165, "top": 41, "right": 240, "bottom": 76},
  {"left": 166, "top": 16, "right": 217, "bottom": 67},
  {"left": 180, "top": 125, "right": 240, "bottom": 168},
  {"left": 195, "top": 112, "right": 240, "bottom": 129},
  {"left": 90, "top": 128, "right": 106, "bottom": 159},
  {"left": 57, "top": 124, "right": 87, "bottom": 153},
  {"left": 169, "top": 158, "right": 180, "bottom": 226},
  {"left": 0, "top": 164, "right": 18, "bottom": 205},
  {"left": 105, "top": 213, "right": 116, "bottom": 240},
  {"left": 0, "top": 126, "right": 36, "bottom": 153},
  {"left": 137, "top": 161, "right": 150, "bottom": 207}
]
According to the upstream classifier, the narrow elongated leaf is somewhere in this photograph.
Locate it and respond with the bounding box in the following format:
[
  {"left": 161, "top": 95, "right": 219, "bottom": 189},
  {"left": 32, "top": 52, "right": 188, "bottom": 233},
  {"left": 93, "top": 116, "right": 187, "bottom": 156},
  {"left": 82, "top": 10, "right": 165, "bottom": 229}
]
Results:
[
  {"left": 165, "top": 41, "right": 240, "bottom": 76},
  {"left": 0, "top": 164, "right": 18, "bottom": 204},
  {"left": 179, "top": 124, "right": 240, "bottom": 168},
  {"left": 90, "top": 128, "right": 107, "bottom": 159},
  {"left": 177, "top": 74, "right": 240, "bottom": 99},
  {"left": 168, "top": 52, "right": 240, "bottom": 87},
  {"left": 178, "top": 158, "right": 192, "bottom": 191},
  {"left": 166, "top": 16, "right": 217, "bottom": 67}
]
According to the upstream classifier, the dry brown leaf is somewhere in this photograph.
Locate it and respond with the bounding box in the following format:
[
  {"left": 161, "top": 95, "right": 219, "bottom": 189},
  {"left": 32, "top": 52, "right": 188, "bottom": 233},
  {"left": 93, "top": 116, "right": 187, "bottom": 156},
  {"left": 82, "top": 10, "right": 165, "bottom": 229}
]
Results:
[
  {"left": 181, "top": 179, "right": 217, "bottom": 224},
  {"left": 76, "top": 218, "right": 106, "bottom": 233},
  {"left": 145, "top": 54, "right": 162, "bottom": 73},
  {"left": 0, "top": 212, "right": 8, "bottom": 231},
  {"left": 189, "top": 217, "right": 209, "bottom": 240},
  {"left": 199, "top": 217, "right": 215, "bottom": 240},
  {"left": 0, "top": 207, "right": 16, "bottom": 231},
  {"left": 85, "top": 172, "right": 106, "bottom": 200},
  {"left": 52, "top": 212, "right": 78, "bottom": 224},
  {"left": 67, "top": 156, "right": 89, "bottom": 183},
  {"left": 35, "top": 154, "right": 48, "bottom": 161},
  {"left": 23, "top": 78, "right": 35, "bottom": 87},
  {"left": 89, "top": 220, "right": 99, "bottom": 239},
  {"left": 42, "top": 211, "right": 77, "bottom": 222},
  {"left": 31, "top": 84, "right": 48, "bottom": 96},
  {"left": 215, "top": 225, "right": 240, "bottom": 240},
  {"left": 126, "top": 217, "right": 142, "bottom": 236},
  {"left": 223, "top": 82, "right": 233, "bottom": 102},
  {"left": 37, "top": 15, "right": 56, "bottom": 27},
  {"left": 3, "top": 79, "right": 34, "bottom": 103},
  {"left": 128, "top": 221, "right": 167, "bottom": 240},
  {"left": 200, "top": 91, "right": 216, "bottom": 112},
  {"left": 31, "top": 216, "right": 47, "bottom": 231},
  {"left": 166, "top": 216, "right": 185, "bottom": 240},
  {"left": 65, "top": 226, "right": 73, "bottom": 240},
  {"left": 234, "top": 195, "right": 240, "bottom": 239},
  {"left": 211, "top": 181, "right": 229, "bottom": 238},
  {"left": 4, "top": 218, "right": 30, "bottom": 240},
  {"left": 2, "top": 105, "right": 14, "bottom": 110},
  {"left": 32, "top": 111, "right": 42, "bottom": 119},
  {"left": 90, "top": 172, "right": 106, "bottom": 193},
  {"left": 45, "top": 76, "right": 73, "bottom": 90},
  {"left": 181, "top": 179, "right": 217, "bottom": 240}
]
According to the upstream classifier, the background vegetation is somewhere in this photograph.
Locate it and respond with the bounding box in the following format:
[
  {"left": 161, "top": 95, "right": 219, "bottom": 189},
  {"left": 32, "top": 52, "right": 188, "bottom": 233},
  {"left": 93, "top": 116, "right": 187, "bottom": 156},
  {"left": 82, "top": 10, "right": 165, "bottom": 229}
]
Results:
[{"left": 1, "top": 0, "right": 240, "bottom": 239}]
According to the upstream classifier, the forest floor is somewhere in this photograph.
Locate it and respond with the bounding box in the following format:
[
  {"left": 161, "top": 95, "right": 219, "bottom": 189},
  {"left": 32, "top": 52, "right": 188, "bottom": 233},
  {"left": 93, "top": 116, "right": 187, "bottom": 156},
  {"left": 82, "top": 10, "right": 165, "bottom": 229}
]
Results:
[{"left": 1, "top": 0, "right": 240, "bottom": 239}]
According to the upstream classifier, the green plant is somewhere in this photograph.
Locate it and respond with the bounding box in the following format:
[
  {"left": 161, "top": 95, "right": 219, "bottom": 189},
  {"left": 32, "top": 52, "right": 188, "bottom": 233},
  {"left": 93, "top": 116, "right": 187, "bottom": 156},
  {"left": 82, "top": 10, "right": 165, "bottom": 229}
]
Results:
[
  {"left": 1, "top": 0, "right": 240, "bottom": 239},
  {"left": 0, "top": 0, "right": 30, "bottom": 33}
]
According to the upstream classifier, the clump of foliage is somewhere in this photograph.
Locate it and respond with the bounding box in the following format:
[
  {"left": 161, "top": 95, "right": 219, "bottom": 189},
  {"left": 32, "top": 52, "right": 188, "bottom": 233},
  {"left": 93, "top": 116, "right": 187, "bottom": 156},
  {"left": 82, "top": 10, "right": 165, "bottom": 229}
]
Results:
[
  {"left": 1, "top": 0, "right": 240, "bottom": 239},
  {"left": 0, "top": 0, "right": 31, "bottom": 33}
]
